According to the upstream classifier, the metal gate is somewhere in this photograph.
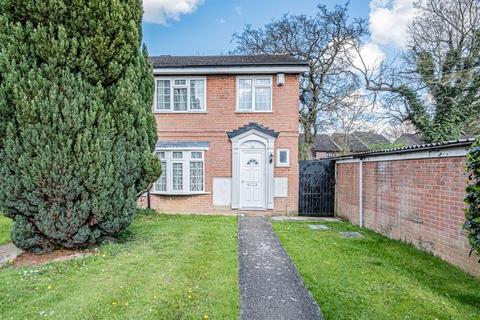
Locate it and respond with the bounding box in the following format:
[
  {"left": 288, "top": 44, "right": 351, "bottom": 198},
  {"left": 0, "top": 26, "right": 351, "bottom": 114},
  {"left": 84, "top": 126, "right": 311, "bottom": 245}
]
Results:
[{"left": 299, "top": 160, "right": 335, "bottom": 216}]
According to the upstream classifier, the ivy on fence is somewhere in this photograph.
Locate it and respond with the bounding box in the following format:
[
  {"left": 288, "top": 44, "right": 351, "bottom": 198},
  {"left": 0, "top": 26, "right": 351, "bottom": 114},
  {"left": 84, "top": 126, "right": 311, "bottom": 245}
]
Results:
[{"left": 465, "top": 139, "right": 480, "bottom": 261}]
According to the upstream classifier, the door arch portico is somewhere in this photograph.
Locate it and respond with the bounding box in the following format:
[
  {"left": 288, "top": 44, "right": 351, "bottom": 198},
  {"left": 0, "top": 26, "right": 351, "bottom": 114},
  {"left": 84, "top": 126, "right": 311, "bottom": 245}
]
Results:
[{"left": 228, "top": 124, "right": 277, "bottom": 210}]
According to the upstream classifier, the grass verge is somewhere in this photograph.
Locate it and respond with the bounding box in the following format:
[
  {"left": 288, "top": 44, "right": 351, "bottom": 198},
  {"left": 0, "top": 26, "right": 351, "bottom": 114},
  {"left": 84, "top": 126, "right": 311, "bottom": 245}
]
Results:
[
  {"left": 0, "top": 215, "right": 12, "bottom": 245},
  {"left": 0, "top": 214, "right": 239, "bottom": 320},
  {"left": 272, "top": 220, "right": 480, "bottom": 320}
]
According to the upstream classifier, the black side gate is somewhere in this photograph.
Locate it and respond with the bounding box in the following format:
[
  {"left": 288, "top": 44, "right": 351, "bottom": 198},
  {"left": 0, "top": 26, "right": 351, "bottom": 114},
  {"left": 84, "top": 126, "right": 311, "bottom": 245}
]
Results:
[{"left": 299, "top": 160, "right": 335, "bottom": 216}]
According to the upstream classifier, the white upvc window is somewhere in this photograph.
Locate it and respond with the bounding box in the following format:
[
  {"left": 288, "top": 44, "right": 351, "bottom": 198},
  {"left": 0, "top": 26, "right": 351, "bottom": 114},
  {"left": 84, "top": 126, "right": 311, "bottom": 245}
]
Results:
[
  {"left": 154, "top": 77, "right": 206, "bottom": 112},
  {"left": 276, "top": 149, "right": 290, "bottom": 167},
  {"left": 236, "top": 76, "right": 272, "bottom": 112},
  {"left": 154, "top": 152, "right": 167, "bottom": 192},
  {"left": 152, "top": 150, "right": 205, "bottom": 194}
]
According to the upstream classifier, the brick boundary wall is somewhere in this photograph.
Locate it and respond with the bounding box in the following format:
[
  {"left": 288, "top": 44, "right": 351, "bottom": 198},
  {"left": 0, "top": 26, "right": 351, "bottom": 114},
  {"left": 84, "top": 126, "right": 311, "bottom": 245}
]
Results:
[{"left": 335, "top": 143, "right": 479, "bottom": 277}]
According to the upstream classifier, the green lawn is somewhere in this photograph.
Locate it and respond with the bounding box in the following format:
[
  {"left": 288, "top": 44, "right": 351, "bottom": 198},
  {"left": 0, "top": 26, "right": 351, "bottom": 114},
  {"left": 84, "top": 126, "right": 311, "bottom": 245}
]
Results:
[
  {"left": 272, "top": 221, "right": 480, "bottom": 320},
  {"left": 0, "top": 214, "right": 239, "bottom": 320},
  {"left": 0, "top": 215, "right": 12, "bottom": 245}
]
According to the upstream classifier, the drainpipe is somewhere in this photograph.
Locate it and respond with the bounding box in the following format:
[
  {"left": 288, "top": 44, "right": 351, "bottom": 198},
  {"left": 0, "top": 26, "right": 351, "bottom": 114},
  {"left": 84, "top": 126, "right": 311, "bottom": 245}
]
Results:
[
  {"left": 147, "top": 189, "right": 151, "bottom": 209},
  {"left": 358, "top": 158, "right": 363, "bottom": 228}
]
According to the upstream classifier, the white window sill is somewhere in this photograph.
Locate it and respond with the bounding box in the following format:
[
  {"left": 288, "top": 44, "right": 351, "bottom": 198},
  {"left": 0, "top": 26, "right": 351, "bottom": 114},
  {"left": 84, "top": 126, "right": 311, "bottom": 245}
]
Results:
[
  {"left": 153, "top": 111, "right": 207, "bottom": 114},
  {"left": 276, "top": 164, "right": 290, "bottom": 168},
  {"left": 150, "top": 191, "right": 210, "bottom": 196},
  {"left": 235, "top": 111, "right": 273, "bottom": 114}
]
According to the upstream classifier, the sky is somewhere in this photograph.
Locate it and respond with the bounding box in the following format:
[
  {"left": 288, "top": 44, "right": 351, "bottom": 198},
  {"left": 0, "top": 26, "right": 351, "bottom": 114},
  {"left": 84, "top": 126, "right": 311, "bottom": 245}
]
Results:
[{"left": 142, "top": 0, "right": 419, "bottom": 64}]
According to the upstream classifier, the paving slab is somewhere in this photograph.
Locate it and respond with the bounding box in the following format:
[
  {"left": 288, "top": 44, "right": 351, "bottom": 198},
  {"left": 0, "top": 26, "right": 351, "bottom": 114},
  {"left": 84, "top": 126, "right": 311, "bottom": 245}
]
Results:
[
  {"left": 309, "top": 224, "right": 330, "bottom": 230},
  {"left": 340, "top": 231, "right": 363, "bottom": 238},
  {"left": 271, "top": 216, "right": 342, "bottom": 222},
  {"left": 0, "top": 243, "right": 23, "bottom": 266},
  {"left": 238, "top": 216, "right": 323, "bottom": 320}
]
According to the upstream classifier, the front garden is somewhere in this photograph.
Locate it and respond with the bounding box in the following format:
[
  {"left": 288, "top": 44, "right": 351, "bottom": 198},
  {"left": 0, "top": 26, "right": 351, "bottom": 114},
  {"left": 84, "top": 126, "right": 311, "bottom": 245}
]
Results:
[
  {"left": 0, "top": 214, "right": 239, "bottom": 320},
  {"left": 272, "top": 221, "right": 480, "bottom": 320},
  {"left": 1, "top": 214, "right": 479, "bottom": 320}
]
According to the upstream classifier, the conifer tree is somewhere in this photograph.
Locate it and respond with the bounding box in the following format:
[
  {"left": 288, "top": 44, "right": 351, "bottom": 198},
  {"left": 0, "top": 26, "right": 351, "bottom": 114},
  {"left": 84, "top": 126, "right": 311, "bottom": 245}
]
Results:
[{"left": 0, "top": 0, "right": 161, "bottom": 252}]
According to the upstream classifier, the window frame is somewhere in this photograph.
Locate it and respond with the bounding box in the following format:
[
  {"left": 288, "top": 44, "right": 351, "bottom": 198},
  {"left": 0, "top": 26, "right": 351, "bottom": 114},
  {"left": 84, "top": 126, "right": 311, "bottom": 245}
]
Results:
[
  {"left": 236, "top": 76, "right": 273, "bottom": 113},
  {"left": 154, "top": 76, "right": 207, "bottom": 113},
  {"left": 276, "top": 148, "right": 290, "bottom": 167},
  {"left": 152, "top": 150, "right": 206, "bottom": 195}
]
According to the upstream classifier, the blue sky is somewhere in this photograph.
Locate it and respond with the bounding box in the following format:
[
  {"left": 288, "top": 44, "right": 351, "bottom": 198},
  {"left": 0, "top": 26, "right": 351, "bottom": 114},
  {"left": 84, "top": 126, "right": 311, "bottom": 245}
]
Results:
[
  {"left": 141, "top": 0, "right": 418, "bottom": 72},
  {"left": 143, "top": 0, "right": 371, "bottom": 56}
]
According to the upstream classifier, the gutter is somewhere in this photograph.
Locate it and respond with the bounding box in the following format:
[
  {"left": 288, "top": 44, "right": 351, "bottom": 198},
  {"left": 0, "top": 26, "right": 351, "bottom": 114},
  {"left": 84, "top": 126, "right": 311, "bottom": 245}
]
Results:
[{"left": 152, "top": 65, "right": 309, "bottom": 75}]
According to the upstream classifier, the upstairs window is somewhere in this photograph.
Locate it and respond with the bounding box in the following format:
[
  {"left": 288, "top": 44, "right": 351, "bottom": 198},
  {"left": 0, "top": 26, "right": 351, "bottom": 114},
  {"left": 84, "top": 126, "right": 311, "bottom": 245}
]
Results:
[
  {"left": 237, "top": 76, "right": 272, "bottom": 112},
  {"left": 155, "top": 77, "right": 206, "bottom": 112},
  {"left": 156, "top": 80, "right": 171, "bottom": 110}
]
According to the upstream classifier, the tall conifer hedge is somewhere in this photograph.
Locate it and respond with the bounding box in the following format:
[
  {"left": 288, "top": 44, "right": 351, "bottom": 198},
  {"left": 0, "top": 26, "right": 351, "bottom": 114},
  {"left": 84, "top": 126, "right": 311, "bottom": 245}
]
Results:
[{"left": 0, "top": 0, "right": 161, "bottom": 252}]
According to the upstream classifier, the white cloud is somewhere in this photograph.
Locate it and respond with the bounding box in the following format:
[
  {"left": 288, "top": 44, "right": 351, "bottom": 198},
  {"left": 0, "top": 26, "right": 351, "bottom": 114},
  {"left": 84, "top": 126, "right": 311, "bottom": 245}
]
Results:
[
  {"left": 143, "top": 0, "right": 203, "bottom": 25},
  {"left": 217, "top": 18, "right": 227, "bottom": 24},
  {"left": 355, "top": 42, "right": 386, "bottom": 71},
  {"left": 234, "top": 6, "right": 242, "bottom": 16},
  {"left": 369, "top": 0, "right": 418, "bottom": 48}
]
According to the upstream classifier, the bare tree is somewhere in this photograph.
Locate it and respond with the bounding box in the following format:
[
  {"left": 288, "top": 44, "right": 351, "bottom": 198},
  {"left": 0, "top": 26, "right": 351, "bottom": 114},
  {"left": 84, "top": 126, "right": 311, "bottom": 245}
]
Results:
[
  {"left": 232, "top": 3, "right": 367, "bottom": 158},
  {"left": 324, "top": 91, "right": 384, "bottom": 153},
  {"left": 351, "top": 0, "right": 480, "bottom": 142},
  {"left": 382, "top": 120, "right": 417, "bottom": 141}
]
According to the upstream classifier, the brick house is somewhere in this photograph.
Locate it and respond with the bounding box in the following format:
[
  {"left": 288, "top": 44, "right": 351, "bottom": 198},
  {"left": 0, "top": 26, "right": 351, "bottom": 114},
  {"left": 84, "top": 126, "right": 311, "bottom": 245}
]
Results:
[{"left": 141, "top": 55, "right": 307, "bottom": 214}]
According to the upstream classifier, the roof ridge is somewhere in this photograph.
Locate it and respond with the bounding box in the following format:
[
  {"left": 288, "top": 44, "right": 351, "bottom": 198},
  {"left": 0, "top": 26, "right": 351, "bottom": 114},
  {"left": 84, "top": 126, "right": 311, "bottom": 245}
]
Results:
[
  {"left": 352, "top": 133, "right": 369, "bottom": 149},
  {"left": 327, "top": 134, "right": 341, "bottom": 150}
]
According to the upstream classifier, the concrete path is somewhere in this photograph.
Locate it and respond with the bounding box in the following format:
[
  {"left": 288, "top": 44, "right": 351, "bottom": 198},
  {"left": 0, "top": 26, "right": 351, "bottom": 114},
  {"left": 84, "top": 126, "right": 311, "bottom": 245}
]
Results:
[
  {"left": 0, "top": 243, "right": 23, "bottom": 267},
  {"left": 238, "top": 216, "right": 323, "bottom": 320}
]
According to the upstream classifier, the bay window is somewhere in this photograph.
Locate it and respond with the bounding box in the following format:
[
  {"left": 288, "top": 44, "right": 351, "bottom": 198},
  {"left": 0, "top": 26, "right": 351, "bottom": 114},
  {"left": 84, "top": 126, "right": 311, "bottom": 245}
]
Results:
[
  {"left": 154, "top": 77, "right": 206, "bottom": 112},
  {"left": 152, "top": 150, "right": 205, "bottom": 194},
  {"left": 237, "top": 76, "right": 272, "bottom": 112}
]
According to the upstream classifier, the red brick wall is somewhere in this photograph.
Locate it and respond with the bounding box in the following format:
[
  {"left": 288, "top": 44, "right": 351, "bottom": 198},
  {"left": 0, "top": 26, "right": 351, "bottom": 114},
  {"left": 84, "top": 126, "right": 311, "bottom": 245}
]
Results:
[
  {"left": 142, "top": 74, "right": 300, "bottom": 214},
  {"left": 336, "top": 156, "right": 480, "bottom": 277}
]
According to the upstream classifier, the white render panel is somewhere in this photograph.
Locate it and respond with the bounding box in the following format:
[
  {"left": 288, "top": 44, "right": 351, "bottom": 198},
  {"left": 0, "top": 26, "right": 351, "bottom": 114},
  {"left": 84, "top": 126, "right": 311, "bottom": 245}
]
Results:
[
  {"left": 213, "top": 178, "right": 232, "bottom": 206},
  {"left": 274, "top": 177, "right": 288, "bottom": 198}
]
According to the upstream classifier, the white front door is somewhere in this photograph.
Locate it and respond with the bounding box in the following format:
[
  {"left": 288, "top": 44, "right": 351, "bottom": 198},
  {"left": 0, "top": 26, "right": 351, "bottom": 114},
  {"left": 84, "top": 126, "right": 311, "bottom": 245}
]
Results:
[{"left": 240, "top": 150, "right": 266, "bottom": 209}]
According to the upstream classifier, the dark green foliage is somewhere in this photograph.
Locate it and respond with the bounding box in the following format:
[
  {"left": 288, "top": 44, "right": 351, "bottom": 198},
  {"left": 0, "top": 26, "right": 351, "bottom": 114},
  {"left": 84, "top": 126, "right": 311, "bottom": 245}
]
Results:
[
  {"left": 465, "top": 139, "right": 480, "bottom": 260},
  {"left": 0, "top": 0, "right": 161, "bottom": 252},
  {"left": 391, "top": 1, "right": 480, "bottom": 142},
  {"left": 394, "top": 55, "right": 479, "bottom": 142}
]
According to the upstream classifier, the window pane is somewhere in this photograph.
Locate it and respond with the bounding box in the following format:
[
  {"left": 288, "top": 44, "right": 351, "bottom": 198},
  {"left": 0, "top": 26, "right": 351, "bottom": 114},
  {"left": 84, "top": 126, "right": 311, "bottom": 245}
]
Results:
[
  {"left": 191, "top": 151, "right": 202, "bottom": 159},
  {"left": 174, "top": 88, "right": 188, "bottom": 111},
  {"left": 172, "top": 163, "right": 183, "bottom": 191},
  {"left": 155, "top": 161, "right": 167, "bottom": 192},
  {"left": 279, "top": 150, "right": 288, "bottom": 164},
  {"left": 156, "top": 80, "right": 171, "bottom": 110},
  {"left": 255, "top": 78, "right": 271, "bottom": 85},
  {"left": 190, "top": 161, "right": 204, "bottom": 192},
  {"left": 172, "top": 152, "right": 183, "bottom": 159},
  {"left": 238, "top": 79, "right": 252, "bottom": 110},
  {"left": 156, "top": 151, "right": 165, "bottom": 159},
  {"left": 174, "top": 79, "right": 187, "bottom": 86},
  {"left": 190, "top": 79, "right": 205, "bottom": 110},
  {"left": 255, "top": 87, "right": 271, "bottom": 111}
]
